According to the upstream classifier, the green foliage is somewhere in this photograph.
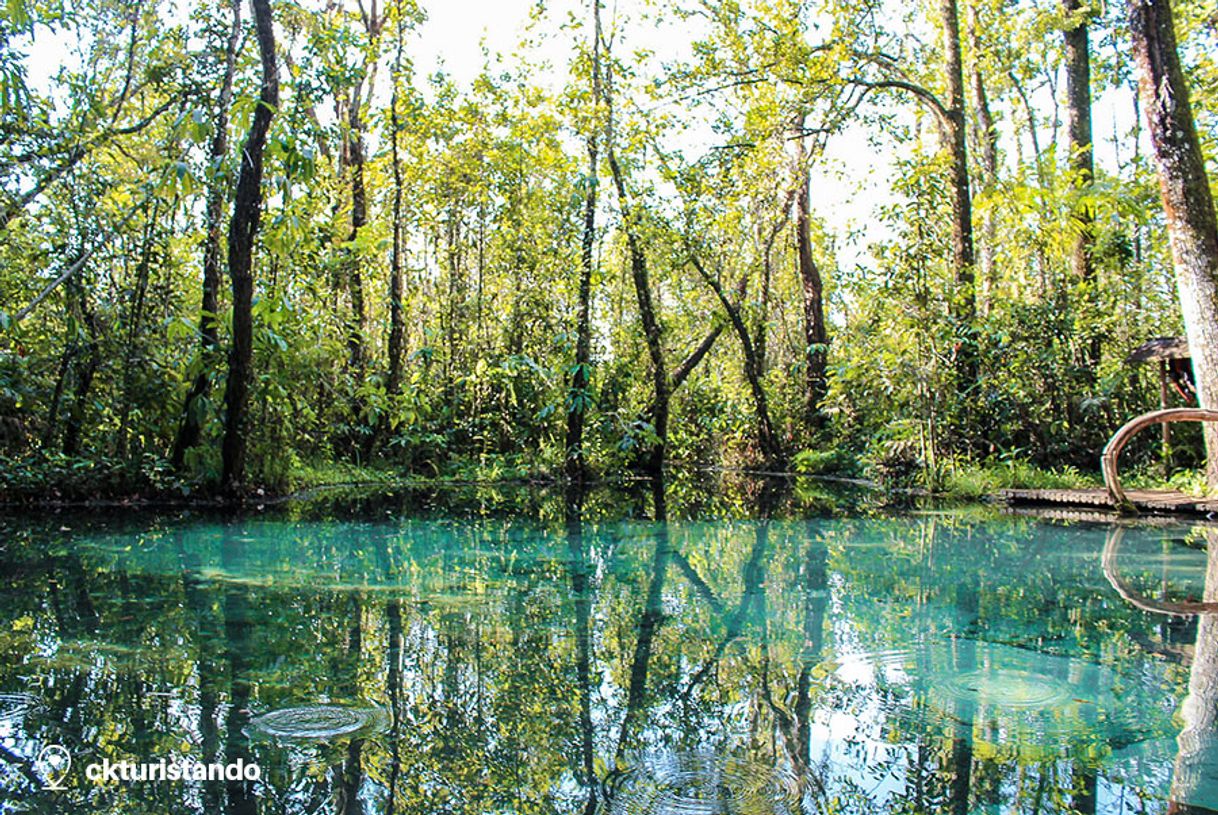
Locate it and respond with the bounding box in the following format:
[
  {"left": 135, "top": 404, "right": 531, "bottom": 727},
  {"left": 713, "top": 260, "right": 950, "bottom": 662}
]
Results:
[
  {"left": 0, "top": 452, "right": 184, "bottom": 502},
  {"left": 939, "top": 460, "right": 1096, "bottom": 500},
  {"left": 0, "top": 0, "right": 1210, "bottom": 499},
  {"left": 791, "top": 447, "right": 862, "bottom": 477}
]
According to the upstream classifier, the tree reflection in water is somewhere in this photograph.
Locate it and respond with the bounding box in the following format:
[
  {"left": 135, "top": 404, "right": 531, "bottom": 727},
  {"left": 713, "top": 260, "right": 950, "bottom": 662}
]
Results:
[
  {"left": 1168, "top": 529, "right": 1218, "bottom": 814},
  {"left": 0, "top": 480, "right": 1215, "bottom": 814}
]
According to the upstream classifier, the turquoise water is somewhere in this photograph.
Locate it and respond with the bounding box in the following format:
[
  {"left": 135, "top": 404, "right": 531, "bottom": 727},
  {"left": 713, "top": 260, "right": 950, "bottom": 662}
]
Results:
[{"left": 1, "top": 483, "right": 1216, "bottom": 814}]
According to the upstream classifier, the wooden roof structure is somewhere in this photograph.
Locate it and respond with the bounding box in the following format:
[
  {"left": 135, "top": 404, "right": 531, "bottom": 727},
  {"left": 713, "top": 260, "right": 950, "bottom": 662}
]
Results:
[{"left": 1126, "top": 336, "right": 1190, "bottom": 364}]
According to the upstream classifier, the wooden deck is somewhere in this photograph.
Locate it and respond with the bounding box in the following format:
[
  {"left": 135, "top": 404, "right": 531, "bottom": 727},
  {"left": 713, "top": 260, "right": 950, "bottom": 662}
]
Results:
[{"left": 1000, "top": 487, "right": 1218, "bottom": 516}]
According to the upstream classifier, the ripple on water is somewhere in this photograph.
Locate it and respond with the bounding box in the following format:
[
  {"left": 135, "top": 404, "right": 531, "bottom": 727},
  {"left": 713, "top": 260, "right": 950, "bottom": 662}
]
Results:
[
  {"left": 938, "top": 668, "right": 1074, "bottom": 710},
  {"left": 824, "top": 640, "right": 1174, "bottom": 747},
  {"left": 0, "top": 692, "right": 40, "bottom": 723},
  {"left": 246, "top": 705, "right": 389, "bottom": 743},
  {"left": 603, "top": 751, "right": 813, "bottom": 815}
]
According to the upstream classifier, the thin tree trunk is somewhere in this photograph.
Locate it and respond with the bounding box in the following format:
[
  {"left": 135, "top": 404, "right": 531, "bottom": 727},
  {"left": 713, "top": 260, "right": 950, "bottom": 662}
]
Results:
[
  {"left": 795, "top": 131, "right": 829, "bottom": 430},
  {"left": 968, "top": 6, "right": 997, "bottom": 316},
  {"left": 600, "top": 4, "right": 669, "bottom": 474},
  {"left": 1129, "top": 0, "right": 1218, "bottom": 488},
  {"left": 386, "top": 0, "right": 406, "bottom": 399},
  {"left": 1064, "top": 0, "right": 1100, "bottom": 368},
  {"left": 172, "top": 0, "right": 241, "bottom": 470},
  {"left": 42, "top": 337, "right": 74, "bottom": 451},
  {"left": 341, "top": 4, "right": 384, "bottom": 458},
  {"left": 756, "top": 239, "right": 771, "bottom": 372},
  {"left": 1009, "top": 72, "right": 1051, "bottom": 295},
  {"left": 339, "top": 0, "right": 383, "bottom": 390},
  {"left": 941, "top": 0, "right": 978, "bottom": 402},
  {"left": 220, "top": 0, "right": 278, "bottom": 494},
  {"left": 566, "top": 0, "right": 601, "bottom": 481},
  {"left": 609, "top": 150, "right": 668, "bottom": 475},
  {"left": 345, "top": 88, "right": 368, "bottom": 377}
]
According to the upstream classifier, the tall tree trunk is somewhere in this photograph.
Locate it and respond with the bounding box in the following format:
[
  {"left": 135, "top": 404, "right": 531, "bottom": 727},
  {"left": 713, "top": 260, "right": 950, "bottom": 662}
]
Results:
[
  {"left": 795, "top": 131, "right": 829, "bottom": 430},
  {"left": 341, "top": 5, "right": 383, "bottom": 390},
  {"left": 1129, "top": 0, "right": 1218, "bottom": 488},
  {"left": 220, "top": 0, "right": 278, "bottom": 495},
  {"left": 172, "top": 0, "right": 241, "bottom": 471},
  {"left": 609, "top": 151, "right": 668, "bottom": 475},
  {"left": 345, "top": 89, "right": 368, "bottom": 378},
  {"left": 941, "top": 0, "right": 978, "bottom": 402},
  {"left": 1010, "top": 72, "right": 1052, "bottom": 296},
  {"left": 598, "top": 0, "right": 671, "bottom": 475},
  {"left": 386, "top": 2, "right": 405, "bottom": 401},
  {"left": 566, "top": 0, "right": 601, "bottom": 481},
  {"left": 968, "top": 5, "right": 997, "bottom": 316},
  {"left": 340, "top": 4, "right": 384, "bottom": 458},
  {"left": 1064, "top": 0, "right": 1100, "bottom": 368}
]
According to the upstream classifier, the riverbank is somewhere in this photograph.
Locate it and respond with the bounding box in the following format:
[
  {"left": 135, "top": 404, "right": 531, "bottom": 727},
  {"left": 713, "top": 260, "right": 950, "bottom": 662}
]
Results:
[{"left": 2, "top": 448, "right": 1207, "bottom": 512}]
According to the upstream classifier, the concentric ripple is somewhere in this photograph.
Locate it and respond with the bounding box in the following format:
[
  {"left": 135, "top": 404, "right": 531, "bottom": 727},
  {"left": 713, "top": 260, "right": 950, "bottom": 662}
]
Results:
[
  {"left": 0, "top": 692, "right": 40, "bottom": 723},
  {"left": 246, "top": 705, "right": 388, "bottom": 742},
  {"left": 603, "top": 751, "right": 814, "bottom": 815},
  {"left": 938, "top": 668, "right": 1073, "bottom": 710}
]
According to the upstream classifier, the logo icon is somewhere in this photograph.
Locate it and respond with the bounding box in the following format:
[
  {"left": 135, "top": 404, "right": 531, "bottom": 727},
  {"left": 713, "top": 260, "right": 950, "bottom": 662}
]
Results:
[{"left": 36, "top": 744, "right": 71, "bottom": 790}]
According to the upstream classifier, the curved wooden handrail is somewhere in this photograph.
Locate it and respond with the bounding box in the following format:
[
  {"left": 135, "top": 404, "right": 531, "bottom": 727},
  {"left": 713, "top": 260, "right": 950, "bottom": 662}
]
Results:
[
  {"left": 1101, "top": 407, "right": 1218, "bottom": 512},
  {"left": 1101, "top": 527, "right": 1218, "bottom": 616}
]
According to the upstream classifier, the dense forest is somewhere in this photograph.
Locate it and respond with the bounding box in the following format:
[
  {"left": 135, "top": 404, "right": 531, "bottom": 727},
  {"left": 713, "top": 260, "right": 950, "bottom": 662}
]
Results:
[{"left": 1, "top": 0, "right": 1216, "bottom": 498}]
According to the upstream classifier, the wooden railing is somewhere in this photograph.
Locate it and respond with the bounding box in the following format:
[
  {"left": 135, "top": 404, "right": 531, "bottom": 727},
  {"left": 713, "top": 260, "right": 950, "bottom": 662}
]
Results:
[{"left": 1101, "top": 407, "right": 1218, "bottom": 512}]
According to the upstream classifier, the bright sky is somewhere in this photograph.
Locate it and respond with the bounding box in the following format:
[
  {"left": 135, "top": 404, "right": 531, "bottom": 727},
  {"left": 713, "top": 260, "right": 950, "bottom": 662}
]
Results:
[
  {"left": 18, "top": 0, "right": 1147, "bottom": 279},
  {"left": 411, "top": 0, "right": 575, "bottom": 86}
]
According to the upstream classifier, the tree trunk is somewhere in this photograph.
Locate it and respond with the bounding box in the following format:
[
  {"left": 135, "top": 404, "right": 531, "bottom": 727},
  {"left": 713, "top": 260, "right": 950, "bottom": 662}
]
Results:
[
  {"left": 41, "top": 336, "right": 74, "bottom": 450},
  {"left": 689, "top": 253, "right": 783, "bottom": 467},
  {"left": 796, "top": 135, "right": 829, "bottom": 430},
  {"left": 172, "top": 0, "right": 241, "bottom": 470},
  {"left": 116, "top": 204, "right": 159, "bottom": 460},
  {"left": 62, "top": 276, "right": 99, "bottom": 457},
  {"left": 609, "top": 151, "right": 668, "bottom": 475},
  {"left": 941, "top": 0, "right": 978, "bottom": 401},
  {"left": 345, "top": 89, "right": 368, "bottom": 377},
  {"left": 220, "top": 0, "right": 278, "bottom": 494},
  {"left": 1129, "top": 0, "right": 1218, "bottom": 488},
  {"left": 968, "top": 5, "right": 997, "bottom": 316},
  {"left": 1064, "top": 0, "right": 1100, "bottom": 368},
  {"left": 386, "top": 9, "right": 405, "bottom": 401},
  {"left": 566, "top": 0, "right": 601, "bottom": 481}
]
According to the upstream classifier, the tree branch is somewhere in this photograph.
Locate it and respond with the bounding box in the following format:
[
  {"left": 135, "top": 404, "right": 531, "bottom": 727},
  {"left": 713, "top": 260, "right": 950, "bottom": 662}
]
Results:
[{"left": 851, "top": 77, "right": 951, "bottom": 123}]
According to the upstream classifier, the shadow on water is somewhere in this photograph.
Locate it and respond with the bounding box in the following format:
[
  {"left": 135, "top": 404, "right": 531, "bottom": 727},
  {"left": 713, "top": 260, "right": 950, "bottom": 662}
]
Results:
[{"left": 2, "top": 476, "right": 1218, "bottom": 813}]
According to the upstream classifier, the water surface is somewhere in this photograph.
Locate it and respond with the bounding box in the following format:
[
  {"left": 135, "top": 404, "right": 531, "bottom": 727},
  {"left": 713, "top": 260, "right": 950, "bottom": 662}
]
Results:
[{"left": 0, "top": 482, "right": 1215, "bottom": 814}]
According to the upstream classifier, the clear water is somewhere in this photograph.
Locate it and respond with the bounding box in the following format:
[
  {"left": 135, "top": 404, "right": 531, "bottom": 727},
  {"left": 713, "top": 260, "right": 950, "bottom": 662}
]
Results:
[{"left": 1, "top": 482, "right": 1216, "bottom": 814}]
